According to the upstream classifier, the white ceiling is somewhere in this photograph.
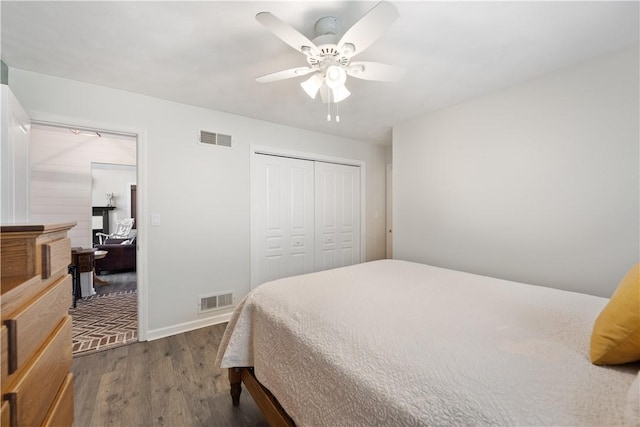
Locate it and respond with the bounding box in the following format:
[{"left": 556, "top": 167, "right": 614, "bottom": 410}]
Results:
[{"left": 2, "top": 1, "right": 638, "bottom": 145}]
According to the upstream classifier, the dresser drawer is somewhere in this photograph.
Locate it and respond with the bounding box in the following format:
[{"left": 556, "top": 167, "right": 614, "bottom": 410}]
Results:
[
  {"left": 1, "top": 226, "right": 71, "bottom": 280},
  {"left": 41, "top": 238, "right": 71, "bottom": 279},
  {"left": 1, "top": 275, "right": 46, "bottom": 322},
  {"left": 0, "top": 400, "right": 9, "bottom": 427},
  {"left": 3, "top": 275, "right": 71, "bottom": 379},
  {"left": 0, "top": 238, "right": 34, "bottom": 279},
  {"left": 4, "top": 315, "right": 72, "bottom": 427},
  {"left": 42, "top": 373, "right": 74, "bottom": 427}
]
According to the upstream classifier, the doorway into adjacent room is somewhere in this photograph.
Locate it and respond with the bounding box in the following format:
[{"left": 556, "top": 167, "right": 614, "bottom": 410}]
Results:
[{"left": 29, "top": 122, "right": 139, "bottom": 355}]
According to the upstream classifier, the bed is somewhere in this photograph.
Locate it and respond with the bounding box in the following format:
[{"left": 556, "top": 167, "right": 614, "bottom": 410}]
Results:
[{"left": 215, "top": 259, "right": 639, "bottom": 426}]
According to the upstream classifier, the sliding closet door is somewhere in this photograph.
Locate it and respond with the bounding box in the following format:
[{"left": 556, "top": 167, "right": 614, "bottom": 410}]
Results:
[
  {"left": 315, "top": 162, "right": 361, "bottom": 271},
  {"left": 252, "top": 154, "right": 315, "bottom": 287}
]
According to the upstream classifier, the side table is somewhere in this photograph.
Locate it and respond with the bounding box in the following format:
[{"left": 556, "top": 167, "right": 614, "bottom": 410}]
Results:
[{"left": 71, "top": 247, "right": 97, "bottom": 298}]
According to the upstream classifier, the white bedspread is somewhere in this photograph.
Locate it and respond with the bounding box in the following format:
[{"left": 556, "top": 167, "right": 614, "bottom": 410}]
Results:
[{"left": 216, "top": 259, "right": 638, "bottom": 426}]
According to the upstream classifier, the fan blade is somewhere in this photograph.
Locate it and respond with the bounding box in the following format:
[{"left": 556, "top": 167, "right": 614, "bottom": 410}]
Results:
[
  {"left": 256, "top": 67, "right": 315, "bottom": 83},
  {"left": 256, "top": 12, "right": 319, "bottom": 56},
  {"left": 337, "top": 1, "right": 399, "bottom": 58},
  {"left": 346, "top": 61, "right": 405, "bottom": 82}
]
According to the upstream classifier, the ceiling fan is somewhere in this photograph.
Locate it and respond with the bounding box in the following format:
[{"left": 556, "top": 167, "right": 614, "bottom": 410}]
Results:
[{"left": 255, "top": 1, "right": 405, "bottom": 120}]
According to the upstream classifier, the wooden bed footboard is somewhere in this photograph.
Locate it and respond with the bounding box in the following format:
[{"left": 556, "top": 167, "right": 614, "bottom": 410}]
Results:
[{"left": 229, "top": 367, "right": 295, "bottom": 427}]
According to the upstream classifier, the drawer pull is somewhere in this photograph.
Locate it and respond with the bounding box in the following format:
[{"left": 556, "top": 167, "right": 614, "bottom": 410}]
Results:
[
  {"left": 5, "top": 320, "right": 17, "bottom": 375},
  {"left": 5, "top": 393, "right": 16, "bottom": 427},
  {"left": 41, "top": 245, "right": 51, "bottom": 279},
  {"left": 41, "top": 239, "right": 71, "bottom": 280}
]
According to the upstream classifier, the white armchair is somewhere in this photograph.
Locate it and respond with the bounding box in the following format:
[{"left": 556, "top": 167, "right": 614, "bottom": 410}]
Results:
[{"left": 96, "top": 218, "right": 135, "bottom": 244}]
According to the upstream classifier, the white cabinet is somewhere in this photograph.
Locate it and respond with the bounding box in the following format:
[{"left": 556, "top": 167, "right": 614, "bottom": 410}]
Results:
[{"left": 1, "top": 85, "right": 30, "bottom": 223}]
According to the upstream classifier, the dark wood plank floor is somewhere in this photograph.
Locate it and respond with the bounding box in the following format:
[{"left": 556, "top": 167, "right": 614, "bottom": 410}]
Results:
[
  {"left": 71, "top": 323, "right": 267, "bottom": 427},
  {"left": 93, "top": 271, "right": 137, "bottom": 295}
]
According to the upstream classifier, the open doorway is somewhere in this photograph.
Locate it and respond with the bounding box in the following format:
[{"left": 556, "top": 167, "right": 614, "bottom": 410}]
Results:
[
  {"left": 29, "top": 122, "right": 139, "bottom": 355},
  {"left": 91, "top": 162, "right": 137, "bottom": 292}
]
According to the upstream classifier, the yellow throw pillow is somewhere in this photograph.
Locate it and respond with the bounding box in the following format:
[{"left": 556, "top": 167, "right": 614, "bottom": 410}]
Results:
[{"left": 590, "top": 262, "right": 640, "bottom": 365}]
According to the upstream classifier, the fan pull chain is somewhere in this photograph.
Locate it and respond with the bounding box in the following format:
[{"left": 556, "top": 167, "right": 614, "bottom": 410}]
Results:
[{"left": 324, "top": 91, "right": 342, "bottom": 123}]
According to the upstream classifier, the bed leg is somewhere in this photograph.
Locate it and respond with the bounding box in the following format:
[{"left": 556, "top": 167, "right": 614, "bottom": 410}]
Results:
[{"left": 229, "top": 367, "right": 242, "bottom": 406}]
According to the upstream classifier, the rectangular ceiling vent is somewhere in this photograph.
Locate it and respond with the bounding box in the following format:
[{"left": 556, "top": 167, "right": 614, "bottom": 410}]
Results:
[
  {"left": 198, "top": 291, "right": 234, "bottom": 313},
  {"left": 199, "top": 130, "right": 232, "bottom": 148}
]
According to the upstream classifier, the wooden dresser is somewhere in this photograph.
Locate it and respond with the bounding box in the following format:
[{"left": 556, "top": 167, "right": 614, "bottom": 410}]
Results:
[{"left": 1, "top": 223, "right": 76, "bottom": 427}]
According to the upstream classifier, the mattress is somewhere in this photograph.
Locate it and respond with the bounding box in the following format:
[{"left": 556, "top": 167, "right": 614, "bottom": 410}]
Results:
[{"left": 216, "top": 259, "right": 638, "bottom": 426}]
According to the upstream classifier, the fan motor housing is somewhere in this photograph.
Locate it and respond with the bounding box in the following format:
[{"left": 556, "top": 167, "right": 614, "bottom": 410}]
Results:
[
  {"left": 314, "top": 16, "right": 341, "bottom": 36},
  {"left": 307, "top": 29, "right": 350, "bottom": 67},
  {"left": 306, "top": 47, "right": 350, "bottom": 67},
  {"left": 306, "top": 16, "right": 349, "bottom": 66}
]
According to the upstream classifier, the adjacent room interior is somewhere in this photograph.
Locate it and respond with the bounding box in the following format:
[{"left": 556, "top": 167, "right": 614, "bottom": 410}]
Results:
[{"left": 28, "top": 123, "right": 139, "bottom": 355}]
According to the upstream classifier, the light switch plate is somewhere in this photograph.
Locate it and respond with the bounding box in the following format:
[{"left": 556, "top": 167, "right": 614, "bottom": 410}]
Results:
[{"left": 151, "top": 213, "right": 161, "bottom": 226}]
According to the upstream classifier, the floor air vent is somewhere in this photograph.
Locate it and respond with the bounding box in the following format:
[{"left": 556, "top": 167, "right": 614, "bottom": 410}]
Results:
[
  {"left": 198, "top": 291, "right": 234, "bottom": 313},
  {"left": 199, "top": 130, "right": 232, "bottom": 148}
]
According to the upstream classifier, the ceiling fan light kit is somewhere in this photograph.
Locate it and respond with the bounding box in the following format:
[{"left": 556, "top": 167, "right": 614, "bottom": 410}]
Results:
[
  {"left": 255, "top": 1, "right": 405, "bottom": 123},
  {"left": 325, "top": 66, "right": 347, "bottom": 89}
]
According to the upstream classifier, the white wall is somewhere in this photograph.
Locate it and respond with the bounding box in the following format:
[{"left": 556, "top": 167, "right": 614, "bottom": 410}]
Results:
[
  {"left": 29, "top": 125, "right": 136, "bottom": 247},
  {"left": 393, "top": 46, "right": 639, "bottom": 298},
  {"left": 9, "top": 68, "right": 389, "bottom": 338}
]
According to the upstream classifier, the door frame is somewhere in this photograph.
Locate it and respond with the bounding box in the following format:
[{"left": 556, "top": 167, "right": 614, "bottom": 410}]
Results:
[
  {"left": 386, "top": 163, "right": 393, "bottom": 259},
  {"left": 28, "top": 111, "right": 149, "bottom": 341},
  {"left": 250, "top": 144, "right": 367, "bottom": 288}
]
